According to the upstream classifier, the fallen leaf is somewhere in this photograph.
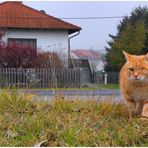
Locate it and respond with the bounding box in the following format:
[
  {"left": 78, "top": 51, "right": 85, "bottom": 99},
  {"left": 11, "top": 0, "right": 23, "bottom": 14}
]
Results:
[{"left": 5, "top": 129, "right": 19, "bottom": 138}]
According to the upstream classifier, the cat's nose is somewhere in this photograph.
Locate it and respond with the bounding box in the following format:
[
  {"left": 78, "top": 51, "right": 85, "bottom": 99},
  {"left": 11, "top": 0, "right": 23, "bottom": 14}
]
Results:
[{"left": 134, "top": 72, "right": 138, "bottom": 78}]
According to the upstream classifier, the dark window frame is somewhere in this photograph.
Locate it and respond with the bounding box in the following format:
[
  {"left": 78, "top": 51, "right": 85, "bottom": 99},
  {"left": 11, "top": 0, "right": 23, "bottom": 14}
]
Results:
[{"left": 7, "top": 38, "right": 37, "bottom": 49}]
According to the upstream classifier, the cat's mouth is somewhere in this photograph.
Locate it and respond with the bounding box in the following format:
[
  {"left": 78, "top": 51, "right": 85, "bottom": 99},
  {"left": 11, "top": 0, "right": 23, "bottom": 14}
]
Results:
[
  {"left": 134, "top": 78, "right": 141, "bottom": 81},
  {"left": 129, "top": 77, "right": 145, "bottom": 81}
]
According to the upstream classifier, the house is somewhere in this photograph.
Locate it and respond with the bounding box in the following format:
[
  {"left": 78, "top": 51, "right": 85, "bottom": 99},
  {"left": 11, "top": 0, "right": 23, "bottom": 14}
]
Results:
[
  {"left": 70, "top": 49, "right": 105, "bottom": 83},
  {"left": 0, "top": 1, "right": 81, "bottom": 66},
  {"left": 70, "top": 49, "right": 105, "bottom": 73}
]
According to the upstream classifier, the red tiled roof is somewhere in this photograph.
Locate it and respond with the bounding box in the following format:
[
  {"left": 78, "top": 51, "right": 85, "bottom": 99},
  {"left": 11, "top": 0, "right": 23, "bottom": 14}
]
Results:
[
  {"left": 0, "top": 1, "right": 81, "bottom": 34},
  {"left": 71, "top": 49, "right": 101, "bottom": 59}
]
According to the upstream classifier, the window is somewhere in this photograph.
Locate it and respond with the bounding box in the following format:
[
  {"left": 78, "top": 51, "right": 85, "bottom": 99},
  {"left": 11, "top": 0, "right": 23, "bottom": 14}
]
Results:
[{"left": 8, "top": 38, "right": 37, "bottom": 48}]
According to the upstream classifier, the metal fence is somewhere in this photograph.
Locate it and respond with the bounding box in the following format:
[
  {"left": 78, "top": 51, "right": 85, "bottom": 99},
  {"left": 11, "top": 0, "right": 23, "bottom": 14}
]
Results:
[{"left": 0, "top": 68, "right": 80, "bottom": 88}]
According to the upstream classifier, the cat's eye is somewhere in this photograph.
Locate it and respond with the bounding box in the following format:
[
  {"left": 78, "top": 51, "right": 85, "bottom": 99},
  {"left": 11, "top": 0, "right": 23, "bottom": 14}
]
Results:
[{"left": 128, "top": 68, "right": 134, "bottom": 72}]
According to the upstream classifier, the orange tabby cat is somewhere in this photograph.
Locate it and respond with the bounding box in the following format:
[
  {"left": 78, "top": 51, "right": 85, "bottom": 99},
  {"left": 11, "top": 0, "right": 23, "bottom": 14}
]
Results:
[{"left": 120, "top": 51, "right": 148, "bottom": 119}]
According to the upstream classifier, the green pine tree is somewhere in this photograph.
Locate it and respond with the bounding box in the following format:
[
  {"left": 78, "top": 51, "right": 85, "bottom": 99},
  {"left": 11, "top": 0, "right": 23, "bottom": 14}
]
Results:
[{"left": 105, "top": 6, "right": 148, "bottom": 72}]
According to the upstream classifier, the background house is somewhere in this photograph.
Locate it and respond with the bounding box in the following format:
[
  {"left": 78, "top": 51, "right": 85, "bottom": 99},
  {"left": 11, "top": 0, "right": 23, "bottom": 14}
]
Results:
[
  {"left": 0, "top": 1, "right": 81, "bottom": 66},
  {"left": 70, "top": 49, "right": 105, "bottom": 72},
  {"left": 70, "top": 49, "right": 105, "bottom": 83}
]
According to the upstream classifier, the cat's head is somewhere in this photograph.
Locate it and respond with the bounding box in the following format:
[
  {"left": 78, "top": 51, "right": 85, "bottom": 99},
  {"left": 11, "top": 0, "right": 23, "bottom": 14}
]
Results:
[{"left": 123, "top": 51, "right": 148, "bottom": 82}]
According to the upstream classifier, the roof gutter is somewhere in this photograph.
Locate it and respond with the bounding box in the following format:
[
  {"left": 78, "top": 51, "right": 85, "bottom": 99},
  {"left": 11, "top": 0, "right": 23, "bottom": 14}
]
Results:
[{"left": 68, "top": 31, "right": 80, "bottom": 68}]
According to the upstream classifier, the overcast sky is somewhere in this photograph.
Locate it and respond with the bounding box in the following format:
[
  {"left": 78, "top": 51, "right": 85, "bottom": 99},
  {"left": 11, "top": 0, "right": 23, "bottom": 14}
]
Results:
[{"left": 20, "top": 1, "right": 148, "bottom": 52}]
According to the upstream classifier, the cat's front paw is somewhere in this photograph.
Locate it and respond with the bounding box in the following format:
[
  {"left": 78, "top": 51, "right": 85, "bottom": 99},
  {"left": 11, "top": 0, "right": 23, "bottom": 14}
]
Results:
[{"left": 141, "top": 101, "right": 148, "bottom": 118}]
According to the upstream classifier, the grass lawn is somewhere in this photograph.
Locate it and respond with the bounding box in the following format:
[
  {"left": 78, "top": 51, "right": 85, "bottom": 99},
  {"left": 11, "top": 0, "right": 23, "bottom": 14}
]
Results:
[
  {"left": 98, "top": 83, "right": 119, "bottom": 89},
  {"left": 0, "top": 90, "right": 147, "bottom": 146},
  {"left": 0, "top": 83, "right": 119, "bottom": 91}
]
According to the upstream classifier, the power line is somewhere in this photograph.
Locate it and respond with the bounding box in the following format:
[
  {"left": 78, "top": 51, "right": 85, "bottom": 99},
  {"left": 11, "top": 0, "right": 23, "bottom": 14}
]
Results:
[
  {"left": 60, "top": 16, "right": 126, "bottom": 20},
  {"left": 0, "top": 16, "right": 127, "bottom": 20}
]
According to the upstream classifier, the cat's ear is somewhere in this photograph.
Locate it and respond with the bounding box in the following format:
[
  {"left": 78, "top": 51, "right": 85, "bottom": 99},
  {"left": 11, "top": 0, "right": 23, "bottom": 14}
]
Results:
[
  {"left": 145, "top": 53, "right": 148, "bottom": 61},
  {"left": 123, "top": 51, "right": 132, "bottom": 61}
]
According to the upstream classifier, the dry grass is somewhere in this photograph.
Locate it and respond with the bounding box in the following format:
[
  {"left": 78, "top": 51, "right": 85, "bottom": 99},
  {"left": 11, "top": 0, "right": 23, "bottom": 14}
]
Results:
[{"left": 0, "top": 90, "right": 147, "bottom": 146}]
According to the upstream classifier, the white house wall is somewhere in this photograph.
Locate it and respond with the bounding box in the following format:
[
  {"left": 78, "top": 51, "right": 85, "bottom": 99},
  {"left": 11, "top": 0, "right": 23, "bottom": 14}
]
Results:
[{"left": 3, "top": 29, "right": 68, "bottom": 53}]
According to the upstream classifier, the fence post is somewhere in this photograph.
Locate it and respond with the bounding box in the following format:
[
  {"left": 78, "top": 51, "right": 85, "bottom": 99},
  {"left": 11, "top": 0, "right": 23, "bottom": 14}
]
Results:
[{"left": 104, "top": 73, "right": 108, "bottom": 85}]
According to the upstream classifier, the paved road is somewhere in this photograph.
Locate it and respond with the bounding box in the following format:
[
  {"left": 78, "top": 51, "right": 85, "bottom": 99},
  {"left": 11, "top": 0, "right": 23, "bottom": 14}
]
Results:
[{"left": 25, "top": 89, "right": 121, "bottom": 96}]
